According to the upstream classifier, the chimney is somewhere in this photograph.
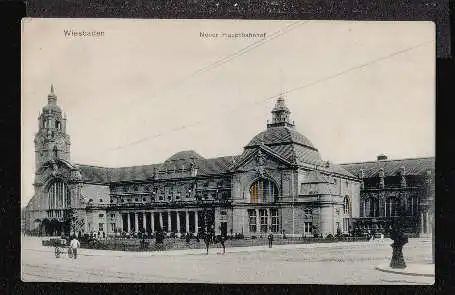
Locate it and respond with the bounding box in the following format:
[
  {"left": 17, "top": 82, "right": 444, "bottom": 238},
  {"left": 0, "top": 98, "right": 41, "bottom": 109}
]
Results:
[{"left": 377, "top": 154, "right": 388, "bottom": 161}]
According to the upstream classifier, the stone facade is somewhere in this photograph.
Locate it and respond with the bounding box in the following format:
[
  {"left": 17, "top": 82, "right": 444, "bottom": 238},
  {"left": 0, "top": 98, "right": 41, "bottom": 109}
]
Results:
[
  {"left": 24, "top": 86, "right": 433, "bottom": 239},
  {"left": 340, "top": 156, "right": 435, "bottom": 236}
]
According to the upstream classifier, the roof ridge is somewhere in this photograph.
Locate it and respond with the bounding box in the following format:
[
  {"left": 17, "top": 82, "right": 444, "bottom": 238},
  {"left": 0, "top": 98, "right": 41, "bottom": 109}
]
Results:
[
  {"left": 204, "top": 154, "right": 241, "bottom": 161},
  {"left": 338, "top": 156, "right": 435, "bottom": 165},
  {"left": 76, "top": 163, "right": 110, "bottom": 169},
  {"left": 109, "top": 163, "right": 163, "bottom": 169}
]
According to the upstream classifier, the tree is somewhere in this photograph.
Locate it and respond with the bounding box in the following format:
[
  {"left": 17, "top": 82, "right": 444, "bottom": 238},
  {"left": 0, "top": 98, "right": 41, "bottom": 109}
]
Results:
[{"left": 64, "top": 208, "right": 84, "bottom": 237}]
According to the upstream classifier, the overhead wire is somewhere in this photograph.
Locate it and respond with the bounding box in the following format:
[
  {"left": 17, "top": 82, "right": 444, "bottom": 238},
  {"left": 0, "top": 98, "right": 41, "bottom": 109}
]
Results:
[
  {"left": 90, "top": 20, "right": 308, "bottom": 122},
  {"left": 101, "top": 38, "right": 434, "bottom": 155}
]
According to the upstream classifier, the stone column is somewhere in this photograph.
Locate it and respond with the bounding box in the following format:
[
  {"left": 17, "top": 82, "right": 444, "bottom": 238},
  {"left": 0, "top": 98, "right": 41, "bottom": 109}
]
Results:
[
  {"left": 186, "top": 210, "right": 190, "bottom": 233},
  {"left": 256, "top": 209, "right": 260, "bottom": 233},
  {"left": 168, "top": 210, "right": 171, "bottom": 232},
  {"left": 195, "top": 211, "right": 199, "bottom": 234},
  {"left": 426, "top": 211, "right": 430, "bottom": 234},
  {"left": 151, "top": 211, "right": 155, "bottom": 232},
  {"left": 144, "top": 212, "right": 148, "bottom": 232},
  {"left": 159, "top": 212, "right": 163, "bottom": 229},
  {"left": 127, "top": 213, "right": 131, "bottom": 232},
  {"left": 135, "top": 212, "right": 139, "bottom": 233},
  {"left": 267, "top": 208, "right": 271, "bottom": 233},
  {"left": 176, "top": 211, "right": 180, "bottom": 233},
  {"left": 420, "top": 212, "right": 424, "bottom": 234}
]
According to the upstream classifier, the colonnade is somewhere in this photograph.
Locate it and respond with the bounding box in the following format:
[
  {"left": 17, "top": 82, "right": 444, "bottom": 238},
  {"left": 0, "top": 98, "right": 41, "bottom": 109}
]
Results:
[{"left": 121, "top": 210, "right": 201, "bottom": 234}]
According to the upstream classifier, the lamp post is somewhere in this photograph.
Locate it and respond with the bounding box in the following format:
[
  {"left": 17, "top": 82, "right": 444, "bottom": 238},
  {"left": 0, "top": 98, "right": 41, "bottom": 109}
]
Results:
[{"left": 389, "top": 206, "right": 408, "bottom": 269}]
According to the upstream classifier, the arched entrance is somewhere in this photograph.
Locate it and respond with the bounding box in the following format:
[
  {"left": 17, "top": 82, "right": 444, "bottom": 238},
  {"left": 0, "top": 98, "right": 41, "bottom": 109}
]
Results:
[
  {"left": 40, "top": 219, "right": 51, "bottom": 236},
  {"left": 49, "top": 218, "right": 64, "bottom": 236}
]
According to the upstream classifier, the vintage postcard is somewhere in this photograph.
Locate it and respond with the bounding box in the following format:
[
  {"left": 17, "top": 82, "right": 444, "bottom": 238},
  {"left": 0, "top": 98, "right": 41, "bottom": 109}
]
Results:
[{"left": 21, "top": 18, "right": 435, "bottom": 284}]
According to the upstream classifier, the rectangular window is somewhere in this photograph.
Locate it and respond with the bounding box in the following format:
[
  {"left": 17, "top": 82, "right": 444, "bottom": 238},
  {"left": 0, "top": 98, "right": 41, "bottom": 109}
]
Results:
[
  {"left": 248, "top": 209, "right": 257, "bottom": 233},
  {"left": 111, "top": 223, "right": 116, "bottom": 232},
  {"left": 304, "top": 222, "right": 312, "bottom": 235},
  {"left": 336, "top": 222, "right": 340, "bottom": 232},
  {"left": 99, "top": 214, "right": 104, "bottom": 218},
  {"left": 259, "top": 209, "right": 268, "bottom": 233},
  {"left": 271, "top": 208, "right": 279, "bottom": 233},
  {"left": 99, "top": 223, "right": 104, "bottom": 232},
  {"left": 220, "top": 210, "right": 227, "bottom": 216}
]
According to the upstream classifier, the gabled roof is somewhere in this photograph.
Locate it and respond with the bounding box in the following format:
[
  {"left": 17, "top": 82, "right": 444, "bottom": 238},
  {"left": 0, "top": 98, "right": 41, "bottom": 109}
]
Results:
[
  {"left": 321, "top": 163, "right": 357, "bottom": 179},
  {"left": 76, "top": 153, "right": 241, "bottom": 184},
  {"left": 231, "top": 144, "right": 295, "bottom": 171},
  {"left": 78, "top": 164, "right": 112, "bottom": 184},
  {"left": 339, "top": 156, "right": 435, "bottom": 178},
  {"left": 198, "top": 156, "right": 240, "bottom": 175}
]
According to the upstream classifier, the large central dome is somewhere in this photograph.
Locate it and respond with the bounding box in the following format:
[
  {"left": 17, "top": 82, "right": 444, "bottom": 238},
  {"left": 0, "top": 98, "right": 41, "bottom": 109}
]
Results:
[
  {"left": 245, "top": 126, "right": 317, "bottom": 151},
  {"left": 243, "top": 96, "right": 322, "bottom": 165}
]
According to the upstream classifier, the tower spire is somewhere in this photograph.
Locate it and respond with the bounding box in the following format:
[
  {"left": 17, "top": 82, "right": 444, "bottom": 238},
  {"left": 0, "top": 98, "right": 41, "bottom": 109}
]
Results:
[
  {"left": 267, "top": 92, "right": 294, "bottom": 129},
  {"left": 48, "top": 84, "right": 57, "bottom": 105}
]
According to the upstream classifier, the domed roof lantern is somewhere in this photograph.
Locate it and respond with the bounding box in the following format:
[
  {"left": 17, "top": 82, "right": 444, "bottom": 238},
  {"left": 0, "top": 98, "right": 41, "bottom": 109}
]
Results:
[
  {"left": 43, "top": 84, "right": 62, "bottom": 113},
  {"left": 267, "top": 94, "right": 295, "bottom": 129}
]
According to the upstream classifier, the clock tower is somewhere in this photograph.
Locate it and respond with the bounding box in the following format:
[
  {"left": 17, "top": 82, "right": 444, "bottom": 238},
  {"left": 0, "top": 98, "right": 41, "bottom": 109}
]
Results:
[{"left": 34, "top": 85, "right": 71, "bottom": 171}]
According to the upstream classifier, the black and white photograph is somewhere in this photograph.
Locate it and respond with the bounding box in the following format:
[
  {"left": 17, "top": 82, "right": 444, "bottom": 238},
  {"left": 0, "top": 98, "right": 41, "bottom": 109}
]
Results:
[{"left": 21, "top": 19, "right": 435, "bottom": 284}]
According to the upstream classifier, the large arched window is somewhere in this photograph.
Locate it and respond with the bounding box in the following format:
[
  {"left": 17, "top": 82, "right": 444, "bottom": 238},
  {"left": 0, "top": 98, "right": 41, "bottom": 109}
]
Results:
[
  {"left": 385, "top": 197, "right": 400, "bottom": 217},
  {"left": 48, "top": 181, "right": 71, "bottom": 209},
  {"left": 249, "top": 178, "right": 278, "bottom": 203},
  {"left": 343, "top": 196, "right": 351, "bottom": 215},
  {"left": 364, "top": 197, "right": 379, "bottom": 217}
]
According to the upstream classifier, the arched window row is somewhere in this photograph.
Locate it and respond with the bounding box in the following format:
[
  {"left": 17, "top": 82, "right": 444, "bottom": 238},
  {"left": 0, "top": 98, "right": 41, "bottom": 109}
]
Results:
[
  {"left": 363, "top": 197, "right": 379, "bottom": 218},
  {"left": 250, "top": 178, "right": 278, "bottom": 204},
  {"left": 48, "top": 181, "right": 71, "bottom": 209},
  {"left": 362, "top": 196, "right": 418, "bottom": 217},
  {"left": 385, "top": 197, "right": 400, "bottom": 217}
]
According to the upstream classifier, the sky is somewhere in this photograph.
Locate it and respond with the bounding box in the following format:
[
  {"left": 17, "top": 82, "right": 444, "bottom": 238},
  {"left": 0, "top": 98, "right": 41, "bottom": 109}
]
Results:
[{"left": 21, "top": 19, "right": 435, "bottom": 207}]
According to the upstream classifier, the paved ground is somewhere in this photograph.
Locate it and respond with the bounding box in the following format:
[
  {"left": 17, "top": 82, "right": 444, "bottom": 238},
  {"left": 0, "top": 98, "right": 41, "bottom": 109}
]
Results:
[
  {"left": 376, "top": 263, "right": 434, "bottom": 277},
  {"left": 21, "top": 236, "right": 434, "bottom": 284}
]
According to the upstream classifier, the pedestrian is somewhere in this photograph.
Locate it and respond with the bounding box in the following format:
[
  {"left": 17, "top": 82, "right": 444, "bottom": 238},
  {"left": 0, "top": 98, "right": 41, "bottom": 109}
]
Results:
[
  {"left": 268, "top": 233, "right": 273, "bottom": 248},
  {"left": 220, "top": 235, "right": 226, "bottom": 254},
  {"left": 70, "top": 235, "right": 81, "bottom": 259},
  {"left": 204, "top": 232, "right": 211, "bottom": 255},
  {"left": 102, "top": 231, "right": 105, "bottom": 239}
]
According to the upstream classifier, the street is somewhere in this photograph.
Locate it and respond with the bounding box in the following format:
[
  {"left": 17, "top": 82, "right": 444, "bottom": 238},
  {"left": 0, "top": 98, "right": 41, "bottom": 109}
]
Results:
[{"left": 21, "top": 236, "right": 434, "bottom": 284}]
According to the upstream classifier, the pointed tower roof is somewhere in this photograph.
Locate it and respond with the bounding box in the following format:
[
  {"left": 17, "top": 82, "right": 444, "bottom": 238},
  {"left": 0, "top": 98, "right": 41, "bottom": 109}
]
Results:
[{"left": 43, "top": 84, "right": 62, "bottom": 113}]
